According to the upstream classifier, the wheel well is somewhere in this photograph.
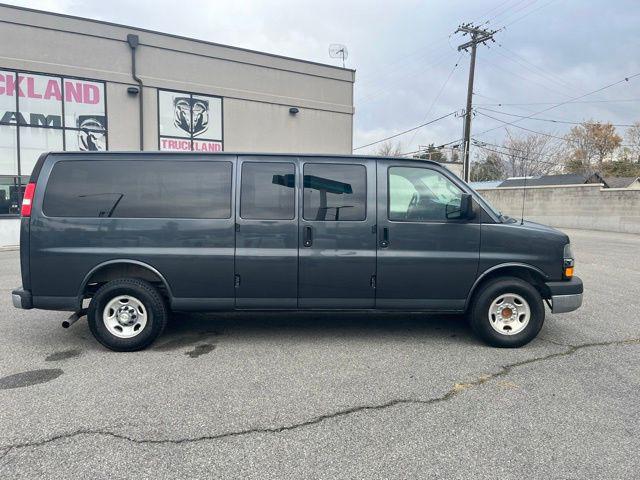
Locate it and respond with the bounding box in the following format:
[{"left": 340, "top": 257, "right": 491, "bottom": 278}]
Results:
[
  {"left": 81, "top": 263, "right": 170, "bottom": 301},
  {"left": 467, "top": 266, "right": 550, "bottom": 310}
]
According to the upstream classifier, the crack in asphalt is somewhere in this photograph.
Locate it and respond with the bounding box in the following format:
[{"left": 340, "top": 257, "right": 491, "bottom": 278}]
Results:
[{"left": 1, "top": 337, "right": 638, "bottom": 459}]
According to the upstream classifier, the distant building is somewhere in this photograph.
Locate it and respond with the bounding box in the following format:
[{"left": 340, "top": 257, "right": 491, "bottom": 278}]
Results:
[
  {"left": 497, "top": 173, "right": 605, "bottom": 188},
  {"left": 438, "top": 161, "right": 463, "bottom": 178},
  {"left": 494, "top": 172, "right": 640, "bottom": 189},
  {"left": 469, "top": 180, "right": 502, "bottom": 190},
  {"left": 602, "top": 177, "right": 640, "bottom": 189}
]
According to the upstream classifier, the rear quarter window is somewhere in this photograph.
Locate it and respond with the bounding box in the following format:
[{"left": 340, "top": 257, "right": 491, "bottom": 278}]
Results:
[{"left": 43, "top": 159, "right": 232, "bottom": 219}]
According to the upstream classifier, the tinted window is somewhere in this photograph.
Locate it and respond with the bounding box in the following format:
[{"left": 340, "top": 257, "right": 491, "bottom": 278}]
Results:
[
  {"left": 303, "top": 163, "right": 366, "bottom": 221},
  {"left": 43, "top": 160, "right": 232, "bottom": 218},
  {"left": 389, "top": 167, "right": 463, "bottom": 222},
  {"left": 241, "top": 162, "right": 295, "bottom": 220}
]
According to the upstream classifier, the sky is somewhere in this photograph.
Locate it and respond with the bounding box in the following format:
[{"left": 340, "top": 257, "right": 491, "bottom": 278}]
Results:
[{"left": 6, "top": 0, "right": 640, "bottom": 158}]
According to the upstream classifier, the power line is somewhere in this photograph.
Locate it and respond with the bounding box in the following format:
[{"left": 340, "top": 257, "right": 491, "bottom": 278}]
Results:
[
  {"left": 491, "top": 45, "right": 576, "bottom": 96},
  {"left": 496, "top": 43, "right": 576, "bottom": 92},
  {"left": 407, "top": 53, "right": 464, "bottom": 146},
  {"left": 480, "top": 52, "right": 572, "bottom": 99},
  {"left": 475, "top": 98, "right": 640, "bottom": 106},
  {"left": 473, "top": 72, "right": 640, "bottom": 138},
  {"left": 476, "top": 0, "right": 521, "bottom": 25},
  {"left": 482, "top": 0, "right": 533, "bottom": 26},
  {"left": 400, "top": 139, "right": 463, "bottom": 157},
  {"left": 497, "top": 0, "right": 561, "bottom": 30},
  {"left": 356, "top": 39, "right": 450, "bottom": 87},
  {"left": 353, "top": 111, "right": 457, "bottom": 151},
  {"left": 475, "top": 111, "right": 636, "bottom": 147},
  {"left": 472, "top": 140, "right": 563, "bottom": 168},
  {"left": 356, "top": 51, "right": 456, "bottom": 106},
  {"left": 477, "top": 106, "right": 636, "bottom": 127}
]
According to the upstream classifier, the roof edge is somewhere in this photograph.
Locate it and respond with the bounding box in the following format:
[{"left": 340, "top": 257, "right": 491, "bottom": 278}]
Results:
[{"left": 0, "top": 2, "right": 356, "bottom": 74}]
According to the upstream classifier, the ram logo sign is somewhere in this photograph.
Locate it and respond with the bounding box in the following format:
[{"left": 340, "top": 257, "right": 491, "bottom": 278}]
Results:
[{"left": 159, "top": 90, "right": 222, "bottom": 152}]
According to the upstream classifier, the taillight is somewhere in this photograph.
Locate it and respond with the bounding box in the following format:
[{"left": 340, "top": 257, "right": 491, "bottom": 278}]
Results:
[{"left": 21, "top": 182, "right": 36, "bottom": 217}]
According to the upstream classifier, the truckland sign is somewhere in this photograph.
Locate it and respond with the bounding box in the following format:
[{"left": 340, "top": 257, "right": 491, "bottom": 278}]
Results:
[
  {"left": 158, "top": 89, "right": 223, "bottom": 152},
  {"left": 0, "top": 71, "right": 107, "bottom": 158}
]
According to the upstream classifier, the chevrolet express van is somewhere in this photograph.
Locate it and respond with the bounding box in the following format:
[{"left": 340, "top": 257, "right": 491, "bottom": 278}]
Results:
[{"left": 12, "top": 152, "right": 583, "bottom": 351}]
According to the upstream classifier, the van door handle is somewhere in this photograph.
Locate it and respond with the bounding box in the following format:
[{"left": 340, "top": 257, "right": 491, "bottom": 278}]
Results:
[
  {"left": 303, "top": 226, "right": 313, "bottom": 247},
  {"left": 380, "top": 227, "right": 389, "bottom": 248}
]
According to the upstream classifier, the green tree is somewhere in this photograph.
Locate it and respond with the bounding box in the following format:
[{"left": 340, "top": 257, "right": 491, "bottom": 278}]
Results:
[
  {"left": 600, "top": 160, "right": 640, "bottom": 177},
  {"left": 470, "top": 153, "right": 505, "bottom": 181}
]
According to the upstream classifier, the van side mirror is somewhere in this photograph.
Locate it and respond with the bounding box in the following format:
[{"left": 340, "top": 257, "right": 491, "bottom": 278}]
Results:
[{"left": 446, "top": 193, "right": 473, "bottom": 220}]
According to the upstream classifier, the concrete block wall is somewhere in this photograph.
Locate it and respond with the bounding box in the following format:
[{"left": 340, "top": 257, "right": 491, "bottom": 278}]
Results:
[{"left": 476, "top": 184, "right": 640, "bottom": 234}]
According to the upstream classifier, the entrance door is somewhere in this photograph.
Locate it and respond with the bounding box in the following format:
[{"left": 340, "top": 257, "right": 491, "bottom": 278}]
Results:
[
  {"left": 376, "top": 161, "right": 480, "bottom": 310},
  {"left": 235, "top": 157, "right": 298, "bottom": 308},
  {"left": 298, "top": 158, "right": 377, "bottom": 308}
]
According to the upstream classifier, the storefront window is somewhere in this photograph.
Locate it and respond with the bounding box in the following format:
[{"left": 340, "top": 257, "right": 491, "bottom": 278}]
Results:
[
  {"left": 0, "top": 69, "right": 107, "bottom": 215},
  {"left": 158, "top": 89, "right": 222, "bottom": 152},
  {"left": 20, "top": 127, "right": 64, "bottom": 174},
  {"left": 0, "top": 125, "right": 18, "bottom": 176},
  {"left": 0, "top": 176, "right": 23, "bottom": 215}
]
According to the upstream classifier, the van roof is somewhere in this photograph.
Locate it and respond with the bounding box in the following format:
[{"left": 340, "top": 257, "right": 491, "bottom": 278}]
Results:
[{"left": 43, "top": 151, "right": 443, "bottom": 167}]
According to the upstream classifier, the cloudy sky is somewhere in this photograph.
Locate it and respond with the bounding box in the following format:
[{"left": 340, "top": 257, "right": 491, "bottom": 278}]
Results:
[{"left": 7, "top": 0, "right": 640, "bottom": 157}]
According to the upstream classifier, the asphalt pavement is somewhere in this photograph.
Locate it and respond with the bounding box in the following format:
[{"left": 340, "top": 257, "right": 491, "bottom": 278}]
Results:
[{"left": 0, "top": 228, "right": 638, "bottom": 479}]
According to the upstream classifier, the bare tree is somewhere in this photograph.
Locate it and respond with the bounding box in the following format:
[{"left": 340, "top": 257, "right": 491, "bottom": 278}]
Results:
[
  {"left": 624, "top": 121, "right": 640, "bottom": 163},
  {"left": 376, "top": 141, "right": 403, "bottom": 157},
  {"left": 564, "top": 121, "right": 622, "bottom": 173},
  {"left": 501, "top": 130, "right": 561, "bottom": 177}
]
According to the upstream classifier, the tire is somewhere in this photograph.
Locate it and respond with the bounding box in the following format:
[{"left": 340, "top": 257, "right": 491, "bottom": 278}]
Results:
[
  {"left": 88, "top": 278, "right": 168, "bottom": 351},
  {"left": 469, "top": 277, "right": 544, "bottom": 348}
]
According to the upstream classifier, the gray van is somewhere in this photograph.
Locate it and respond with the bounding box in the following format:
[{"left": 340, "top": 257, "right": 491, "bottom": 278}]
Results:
[{"left": 12, "top": 152, "right": 583, "bottom": 351}]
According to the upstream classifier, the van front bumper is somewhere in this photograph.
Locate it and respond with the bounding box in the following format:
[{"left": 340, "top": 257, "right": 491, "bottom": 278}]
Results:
[
  {"left": 545, "top": 277, "right": 583, "bottom": 314},
  {"left": 12, "top": 288, "right": 33, "bottom": 310}
]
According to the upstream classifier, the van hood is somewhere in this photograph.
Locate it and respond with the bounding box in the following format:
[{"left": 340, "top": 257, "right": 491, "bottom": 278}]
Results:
[{"left": 515, "top": 219, "right": 569, "bottom": 243}]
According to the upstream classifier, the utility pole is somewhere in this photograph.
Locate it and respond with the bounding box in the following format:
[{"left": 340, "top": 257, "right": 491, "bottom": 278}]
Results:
[{"left": 455, "top": 24, "right": 496, "bottom": 181}]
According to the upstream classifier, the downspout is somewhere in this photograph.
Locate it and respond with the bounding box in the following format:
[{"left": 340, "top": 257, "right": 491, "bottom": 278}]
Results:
[{"left": 127, "top": 34, "right": 144, "bottom": 150}]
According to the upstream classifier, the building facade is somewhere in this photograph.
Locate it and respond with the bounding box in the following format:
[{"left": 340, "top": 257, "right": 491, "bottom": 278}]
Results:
[{"left": 0, "top": 3, "right": 355, "bottom": 244}]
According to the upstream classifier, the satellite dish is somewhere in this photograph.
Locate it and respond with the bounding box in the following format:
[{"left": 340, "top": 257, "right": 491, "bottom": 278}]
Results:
[{"left": 329, "top": 44, "right": 348, "bottom": 67}]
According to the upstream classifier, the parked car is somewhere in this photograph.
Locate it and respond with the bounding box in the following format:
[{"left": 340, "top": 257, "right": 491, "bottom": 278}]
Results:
[{"left": 12, "top": 152, "right": 583, "bottom": 351}]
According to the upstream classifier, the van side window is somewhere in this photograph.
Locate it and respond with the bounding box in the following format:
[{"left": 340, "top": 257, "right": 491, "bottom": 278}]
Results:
[
  {"left": 240, "top": 162, "right": 295, "bottom": 220},
  {"left": 388, "top": 167, "right": 463, "bottom": 222},
  {"left": 303, "top": 163, "right": 366, "bottom": 221},
  {"left": 43, "top": 160, "right": 232, "bottom": 219}
]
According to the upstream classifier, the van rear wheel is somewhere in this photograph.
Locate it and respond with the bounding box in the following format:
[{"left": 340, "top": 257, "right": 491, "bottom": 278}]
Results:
[
  {"left": 88, "top": 279, "right": 168, "bottom": 351},
  {"left": 470, "top": 277, "right": 544, "bottom": 348}
]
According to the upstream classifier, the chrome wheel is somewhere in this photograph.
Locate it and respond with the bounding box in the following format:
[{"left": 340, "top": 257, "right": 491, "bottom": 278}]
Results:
[
  {"left": 488, "top": 293, "right": 530, "bottom": 336},
  {"left": 102, "top": 295, "right": 147, "bottom": 339}
]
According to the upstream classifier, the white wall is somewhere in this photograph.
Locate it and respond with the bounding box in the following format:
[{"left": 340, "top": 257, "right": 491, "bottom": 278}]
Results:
[
  {"left": 476, "top": 184, "right": 640, "bottom": 234},
  {"left": 0, "top": 219, "right": 19, "bottom": 247}
]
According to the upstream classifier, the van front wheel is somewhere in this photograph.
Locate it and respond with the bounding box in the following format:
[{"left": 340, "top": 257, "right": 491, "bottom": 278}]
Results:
[
  {"left": 470, "top": 277, "right": 544, "bottom": 348},
  {"left": 88, "top": 279, "right": 168, "bottom": 351}
]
